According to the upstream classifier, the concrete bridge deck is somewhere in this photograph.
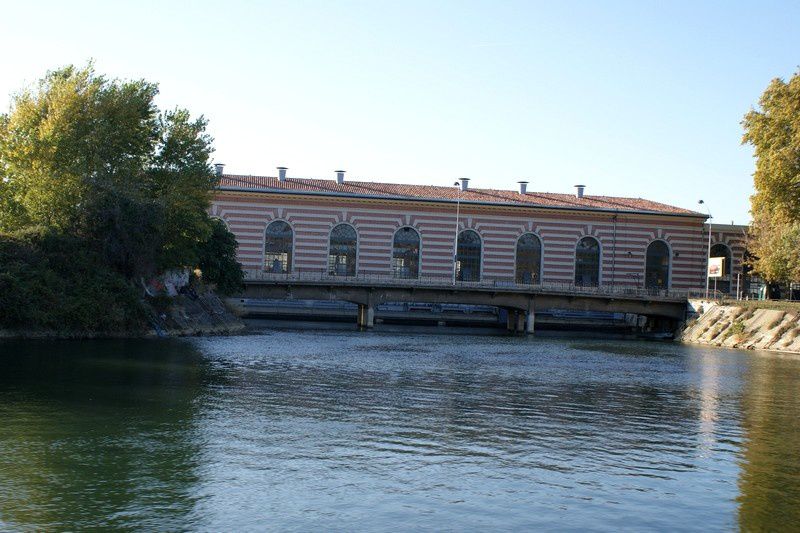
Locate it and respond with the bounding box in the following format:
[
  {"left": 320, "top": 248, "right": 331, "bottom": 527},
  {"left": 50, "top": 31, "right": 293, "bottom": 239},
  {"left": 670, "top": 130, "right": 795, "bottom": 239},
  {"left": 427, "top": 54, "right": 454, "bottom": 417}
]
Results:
[{"left": 239, "top": 271, "right": 696, "bottom": 332}]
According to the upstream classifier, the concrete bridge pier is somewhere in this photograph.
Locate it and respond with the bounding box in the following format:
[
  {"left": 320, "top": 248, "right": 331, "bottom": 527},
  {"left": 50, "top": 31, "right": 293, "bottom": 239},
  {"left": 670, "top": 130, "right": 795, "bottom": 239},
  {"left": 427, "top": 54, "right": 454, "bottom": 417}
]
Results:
[
  {"left": 506, "top": 309, "right": 518, "bottom": 332},
  {"left": 357, "top": 303, "right": 375, "bottom": 329},
  {"left": 525, "top": 309, "right": 535, "bottom": 334},
  {"left": 506, "top": 308, "right": 535, "bottom": 335}
]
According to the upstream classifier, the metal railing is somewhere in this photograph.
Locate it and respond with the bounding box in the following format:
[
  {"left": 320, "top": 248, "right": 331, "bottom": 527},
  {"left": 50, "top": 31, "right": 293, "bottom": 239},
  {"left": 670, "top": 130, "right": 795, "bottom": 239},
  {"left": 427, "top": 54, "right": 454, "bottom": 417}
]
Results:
[
  {"left": 243, "top": 269, "right": 698, "bottom": 301},
  {"left": 682, "top": 288, "right": 728, "bottom": 301}
]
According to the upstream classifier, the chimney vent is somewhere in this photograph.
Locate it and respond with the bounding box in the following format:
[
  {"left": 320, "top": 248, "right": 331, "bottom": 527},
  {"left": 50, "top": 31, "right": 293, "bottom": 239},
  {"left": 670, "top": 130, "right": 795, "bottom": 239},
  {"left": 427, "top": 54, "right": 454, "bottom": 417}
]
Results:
[
  {"left": 335, "top": 170, "right": 345, "bottom": 184},
  {"left": 460, "top": 178, "right": 470, "bottom": 191},
  {"left": 277, "top": 167, "right": 287, "bottom": 182},
  {"left": 518, "top": 181, "right": 528, "bottom": 195},
  {"left": 214, "top": 163, "right": 225, "bottom": 177},
  {"left": 574, "top": 184, "right": 586, "bottom": 198}
]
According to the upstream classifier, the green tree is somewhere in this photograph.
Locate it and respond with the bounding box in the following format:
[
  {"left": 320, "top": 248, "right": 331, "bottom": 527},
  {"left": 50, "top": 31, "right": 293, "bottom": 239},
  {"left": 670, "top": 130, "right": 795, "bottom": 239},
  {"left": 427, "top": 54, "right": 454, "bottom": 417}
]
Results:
[
  {"left": 0, "top": 63, "right": 217, "bottom": 276},
  {"left": 0, "top": 172, "right": 26, "bottom": 231},
  {"left": 742, "top": 70, "right": 800, "bottom": 283},
  {"left": 0, "top": 63, "right": 243, "bottom": 333},
  {"left": 197, "top": 218, "right": 244, "bottom": 295}
]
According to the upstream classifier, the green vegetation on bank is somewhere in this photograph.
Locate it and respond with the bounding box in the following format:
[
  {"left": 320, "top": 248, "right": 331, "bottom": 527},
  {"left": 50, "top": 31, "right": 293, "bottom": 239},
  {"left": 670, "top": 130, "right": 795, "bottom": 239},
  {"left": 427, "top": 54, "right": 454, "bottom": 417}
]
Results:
[
  {"left": 0, "top": 227, "right": 145, "bottom": 333},
  {"left": 719, "top": 299, "right": 800, "bottom": 312},
  {"left": 742, "top": 70, "right": 800, "bottom": 284},
  {"left": 0, "top": 64, "right": 242, "bottom": 334}
]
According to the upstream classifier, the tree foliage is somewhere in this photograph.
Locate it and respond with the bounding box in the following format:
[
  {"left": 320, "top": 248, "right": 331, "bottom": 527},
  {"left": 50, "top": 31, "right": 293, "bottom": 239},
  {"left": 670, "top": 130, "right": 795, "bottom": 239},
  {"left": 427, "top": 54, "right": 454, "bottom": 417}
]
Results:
[
  {"left": 0, "top": 63, "right": 218, "bottom": 276},
  {"left": 0, "top": 63, "right": 242, "bottom": 332},
  {"left": 742, "top": 70, "right": 800, "bottom": 283},
  {"left": 197, "top": 219, "right": 244, "bottom": 295}
]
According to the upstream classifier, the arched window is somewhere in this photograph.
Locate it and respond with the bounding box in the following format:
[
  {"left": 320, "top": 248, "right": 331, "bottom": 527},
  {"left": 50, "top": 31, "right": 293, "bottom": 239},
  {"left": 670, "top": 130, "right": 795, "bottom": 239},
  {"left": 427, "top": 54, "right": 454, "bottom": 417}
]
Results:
[
  {"left": 392, "top": 227, "right": 420, "bottom": 279},
  {"left": 328, "top": 224, "right": 357, "bottom": 276},
  {"left": 516, "top": 233, "right": 542, "bottom": 284},
  {"left": 264, "top": 220, "right": 293, "bottom": 273},
  {"left": 645, "top": 240, "right": 670, "bottom": 289},
  {"left": 575, "top": 236, "right": 601, "bottom": 286},
  {"left": 456, "top": 229, "right": 481, "bottom": 282},
  {"left": 710, "top": 243, "right": 732, "bottom": 293}
]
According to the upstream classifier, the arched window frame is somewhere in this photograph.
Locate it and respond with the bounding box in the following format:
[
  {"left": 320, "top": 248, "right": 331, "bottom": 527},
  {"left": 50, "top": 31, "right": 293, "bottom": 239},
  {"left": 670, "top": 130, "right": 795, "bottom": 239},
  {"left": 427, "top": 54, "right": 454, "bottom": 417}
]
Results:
[
  {"left": 574, "top": 235, "right": 602, "bottom": 287},
  {"left": 643, "top": 239, "right": 672, "bottom": 290},
  {"left": 456, "top": 229, "right": 483, "bottom": 282},
  {"left": 514, "top": 232, "right": 544, "bottom": 285},
  {"left": 709, "top": 243, "right": 733, "bottom": 279},
  {"left": 391, "top": 226, "right": 422, "bottom": 279},
  {"left": 263, "top": 219, "right": 295, "bottom": 273},
  {"left": 709, "top": 242, "right": 733, "bottom": 294},
  {"left": 327, "top": 222, "right": 359, "bottom": 277}
]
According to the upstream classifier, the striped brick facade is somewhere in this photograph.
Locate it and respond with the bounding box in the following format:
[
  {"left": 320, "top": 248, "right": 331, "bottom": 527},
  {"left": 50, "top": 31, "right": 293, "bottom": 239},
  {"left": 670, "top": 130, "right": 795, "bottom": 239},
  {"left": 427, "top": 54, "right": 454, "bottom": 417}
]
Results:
[{"left": 210, "top": 179, "right": 727, "bottom": 290}]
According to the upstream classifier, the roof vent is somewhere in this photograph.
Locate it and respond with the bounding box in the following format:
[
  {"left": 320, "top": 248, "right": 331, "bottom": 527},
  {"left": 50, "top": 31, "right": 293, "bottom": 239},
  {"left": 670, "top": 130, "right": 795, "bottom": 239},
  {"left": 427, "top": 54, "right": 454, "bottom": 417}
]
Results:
[
  {"left": 214, "top": 163, "right": 225, "bottom": 177},
  {"left": 518, "top": 181, "right": 528, "bottom": 195},
  {"left": 574, "top": 184, "right": 586, "bottom": 198},
  {"left": 277, "top": 167, "right": 287, "bottom": 182},
  {"left": 336, "top": 170, "right": 345, "bottom": 184},
  {"left": 460, "top": 178, "right": 470, "bottom": 191}
]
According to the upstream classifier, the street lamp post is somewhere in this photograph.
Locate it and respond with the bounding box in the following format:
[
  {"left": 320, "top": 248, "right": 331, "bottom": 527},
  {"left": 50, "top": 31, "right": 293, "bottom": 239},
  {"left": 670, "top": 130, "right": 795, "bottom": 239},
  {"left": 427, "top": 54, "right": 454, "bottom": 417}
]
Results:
[
  {"left": 452, "top": 181, "right": 462, "bottom": 285},
  {"left": 699, "top": 200, "right": 712, "bottom": 299}
]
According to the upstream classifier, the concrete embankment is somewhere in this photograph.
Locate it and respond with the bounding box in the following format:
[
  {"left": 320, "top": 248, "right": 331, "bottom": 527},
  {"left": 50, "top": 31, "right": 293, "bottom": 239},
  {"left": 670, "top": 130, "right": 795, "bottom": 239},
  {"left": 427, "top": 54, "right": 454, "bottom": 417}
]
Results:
[{"left": 682, "top": 301, "right": 800, "bottom": 354}]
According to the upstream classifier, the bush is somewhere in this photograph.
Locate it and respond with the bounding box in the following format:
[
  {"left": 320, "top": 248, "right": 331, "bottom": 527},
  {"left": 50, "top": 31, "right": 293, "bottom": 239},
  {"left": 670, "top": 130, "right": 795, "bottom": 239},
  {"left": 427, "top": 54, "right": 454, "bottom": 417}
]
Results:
[
  {"left": 730, "top": 319, "right": 746, "bottom": 338},
  {"left": 0, "top": 228, "right": 147, "bottom": 333}
]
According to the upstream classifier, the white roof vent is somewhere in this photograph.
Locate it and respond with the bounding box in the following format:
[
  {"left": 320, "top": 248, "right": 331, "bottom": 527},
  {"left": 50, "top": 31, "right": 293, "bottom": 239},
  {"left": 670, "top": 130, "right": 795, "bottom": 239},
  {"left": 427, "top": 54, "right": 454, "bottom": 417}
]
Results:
[
  {"left": 336, "top": 170, "right": 345, "bottom": 184},
  {"left": 574, "top": 184, "right": 586, "bottom": 198},
  {"left": 518, "top": 181, "right": 528, "bottom": 195},
  {"left": 460, "top": 178, "right": 470, "bottom": 191},
  {"left": 277, "top": 167, "right": 287, "bottom": 181},
  {"left": 214, "top": 163, "right": 225, "bottom": 177}
]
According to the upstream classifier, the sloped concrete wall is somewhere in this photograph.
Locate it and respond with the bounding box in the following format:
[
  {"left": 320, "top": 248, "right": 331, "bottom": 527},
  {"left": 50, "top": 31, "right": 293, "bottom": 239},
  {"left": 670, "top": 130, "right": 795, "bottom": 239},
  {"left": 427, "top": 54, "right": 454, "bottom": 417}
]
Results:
[{"left": 682, "top": 304, "right": 800, "bottom": 353}]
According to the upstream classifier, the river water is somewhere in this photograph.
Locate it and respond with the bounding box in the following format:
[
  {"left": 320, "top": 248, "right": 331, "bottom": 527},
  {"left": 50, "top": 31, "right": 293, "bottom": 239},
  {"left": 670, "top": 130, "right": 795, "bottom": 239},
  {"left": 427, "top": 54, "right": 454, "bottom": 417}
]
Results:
[{"left": 1, "top": 325, "right": 799, "bottom": 531}]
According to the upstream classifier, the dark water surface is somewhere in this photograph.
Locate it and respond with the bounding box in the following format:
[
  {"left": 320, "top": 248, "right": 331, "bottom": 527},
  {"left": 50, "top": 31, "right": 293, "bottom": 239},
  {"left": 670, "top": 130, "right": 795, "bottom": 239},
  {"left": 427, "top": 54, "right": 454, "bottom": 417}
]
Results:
[{"left": 1, "top": 328, "right": 799, "bottom": 531}]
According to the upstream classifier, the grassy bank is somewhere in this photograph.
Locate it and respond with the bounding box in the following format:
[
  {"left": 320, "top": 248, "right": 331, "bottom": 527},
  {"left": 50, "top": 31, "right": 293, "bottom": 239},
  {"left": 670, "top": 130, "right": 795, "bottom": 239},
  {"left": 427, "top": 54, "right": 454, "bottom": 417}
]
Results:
[{"left": 718, "top": 299, "right": 800, "bottom": 312}]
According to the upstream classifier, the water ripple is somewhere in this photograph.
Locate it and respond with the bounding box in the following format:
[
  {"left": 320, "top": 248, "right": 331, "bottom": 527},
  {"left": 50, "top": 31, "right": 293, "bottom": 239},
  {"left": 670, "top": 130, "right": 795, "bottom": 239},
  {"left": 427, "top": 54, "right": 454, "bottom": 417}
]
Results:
[{"left": 1, "top": 331, "right": 799, "bottom": 530}]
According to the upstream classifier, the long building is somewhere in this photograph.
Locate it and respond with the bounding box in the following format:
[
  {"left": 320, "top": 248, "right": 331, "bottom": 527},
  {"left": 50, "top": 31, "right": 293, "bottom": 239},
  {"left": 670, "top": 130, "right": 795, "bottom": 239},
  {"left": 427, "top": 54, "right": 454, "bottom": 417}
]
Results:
[{"left": 210, "top": 166, "right": 744, "bottom": 293}]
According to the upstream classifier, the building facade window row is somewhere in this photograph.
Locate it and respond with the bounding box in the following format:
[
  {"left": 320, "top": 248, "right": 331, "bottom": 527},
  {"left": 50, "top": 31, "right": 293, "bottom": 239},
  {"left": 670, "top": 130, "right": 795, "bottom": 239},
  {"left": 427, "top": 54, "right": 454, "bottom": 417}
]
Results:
[{"left": 261, "top": 220, "right": 675, "bottom": 288}]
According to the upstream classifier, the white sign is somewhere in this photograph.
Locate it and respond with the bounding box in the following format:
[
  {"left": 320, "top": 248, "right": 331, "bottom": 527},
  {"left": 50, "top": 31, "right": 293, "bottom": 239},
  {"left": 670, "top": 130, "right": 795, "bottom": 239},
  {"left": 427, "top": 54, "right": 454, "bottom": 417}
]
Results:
[{"left": 708, "top": 257, "right": 724, "bottom": 278}]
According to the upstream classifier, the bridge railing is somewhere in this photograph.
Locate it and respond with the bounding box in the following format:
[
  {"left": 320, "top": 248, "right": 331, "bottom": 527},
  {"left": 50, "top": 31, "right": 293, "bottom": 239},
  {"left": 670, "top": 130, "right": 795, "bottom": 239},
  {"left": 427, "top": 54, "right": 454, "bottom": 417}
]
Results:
[
  {"left": 243, "top": 269, "right": 698, "bottom": 301},
  {"left": 681, "top": 288, "right": 728, "bottom": 300}
]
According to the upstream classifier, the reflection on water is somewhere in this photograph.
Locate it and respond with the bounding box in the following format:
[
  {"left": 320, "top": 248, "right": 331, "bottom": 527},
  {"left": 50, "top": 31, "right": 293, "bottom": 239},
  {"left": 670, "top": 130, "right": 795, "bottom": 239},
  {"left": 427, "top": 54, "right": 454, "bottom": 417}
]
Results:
[
  {"left": 0, "top": 339, "right": 215, "bottom": 530},
  {"left": 737, "top": 355, "right": 800, "bottom": 529},
  {"left": 0, "top": 331, "right": 799, "bottom": 530}
]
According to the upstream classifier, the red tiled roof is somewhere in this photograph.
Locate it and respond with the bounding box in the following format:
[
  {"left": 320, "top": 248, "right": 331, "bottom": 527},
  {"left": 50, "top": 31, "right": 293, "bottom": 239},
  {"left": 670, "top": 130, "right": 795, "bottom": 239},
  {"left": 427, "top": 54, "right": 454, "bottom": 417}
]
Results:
[{"left": 217, "top": 174, "right": 704, "bottom": 217}]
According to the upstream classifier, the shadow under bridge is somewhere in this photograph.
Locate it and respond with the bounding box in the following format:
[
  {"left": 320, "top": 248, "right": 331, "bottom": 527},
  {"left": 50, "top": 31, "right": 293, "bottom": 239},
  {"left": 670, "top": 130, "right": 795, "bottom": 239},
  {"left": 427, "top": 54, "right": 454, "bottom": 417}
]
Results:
[{"left": 238, "top": 272, "right": 689, "bottom": 333}]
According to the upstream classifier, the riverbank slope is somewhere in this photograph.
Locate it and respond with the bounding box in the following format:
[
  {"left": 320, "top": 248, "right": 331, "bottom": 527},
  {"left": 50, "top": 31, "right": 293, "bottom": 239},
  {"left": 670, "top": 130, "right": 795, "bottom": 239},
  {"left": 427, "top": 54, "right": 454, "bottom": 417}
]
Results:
[
  {"left": 148, "top": 291, "right": 245, "bottom": 337},
  {"left": 0, "top": 291, "right": 244, "bottom": 340},
  {"left": 682, "top": 301, "right": 800, "bottom": 353}
]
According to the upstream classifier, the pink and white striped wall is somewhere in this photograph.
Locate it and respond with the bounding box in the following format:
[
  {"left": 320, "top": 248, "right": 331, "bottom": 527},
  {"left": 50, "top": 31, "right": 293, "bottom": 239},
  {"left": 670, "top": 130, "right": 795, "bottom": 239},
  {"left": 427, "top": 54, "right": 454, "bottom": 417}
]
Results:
[{"left": 211, "top": 191, "right": 722, "bottom": 289}]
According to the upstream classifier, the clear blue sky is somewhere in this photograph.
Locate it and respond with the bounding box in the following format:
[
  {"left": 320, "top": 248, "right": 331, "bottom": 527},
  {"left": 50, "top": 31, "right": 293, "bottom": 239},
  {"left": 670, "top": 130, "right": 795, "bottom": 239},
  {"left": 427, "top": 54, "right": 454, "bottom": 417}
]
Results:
[{"left": 3, "top": 1, "right": 799, "bottom": 224}]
